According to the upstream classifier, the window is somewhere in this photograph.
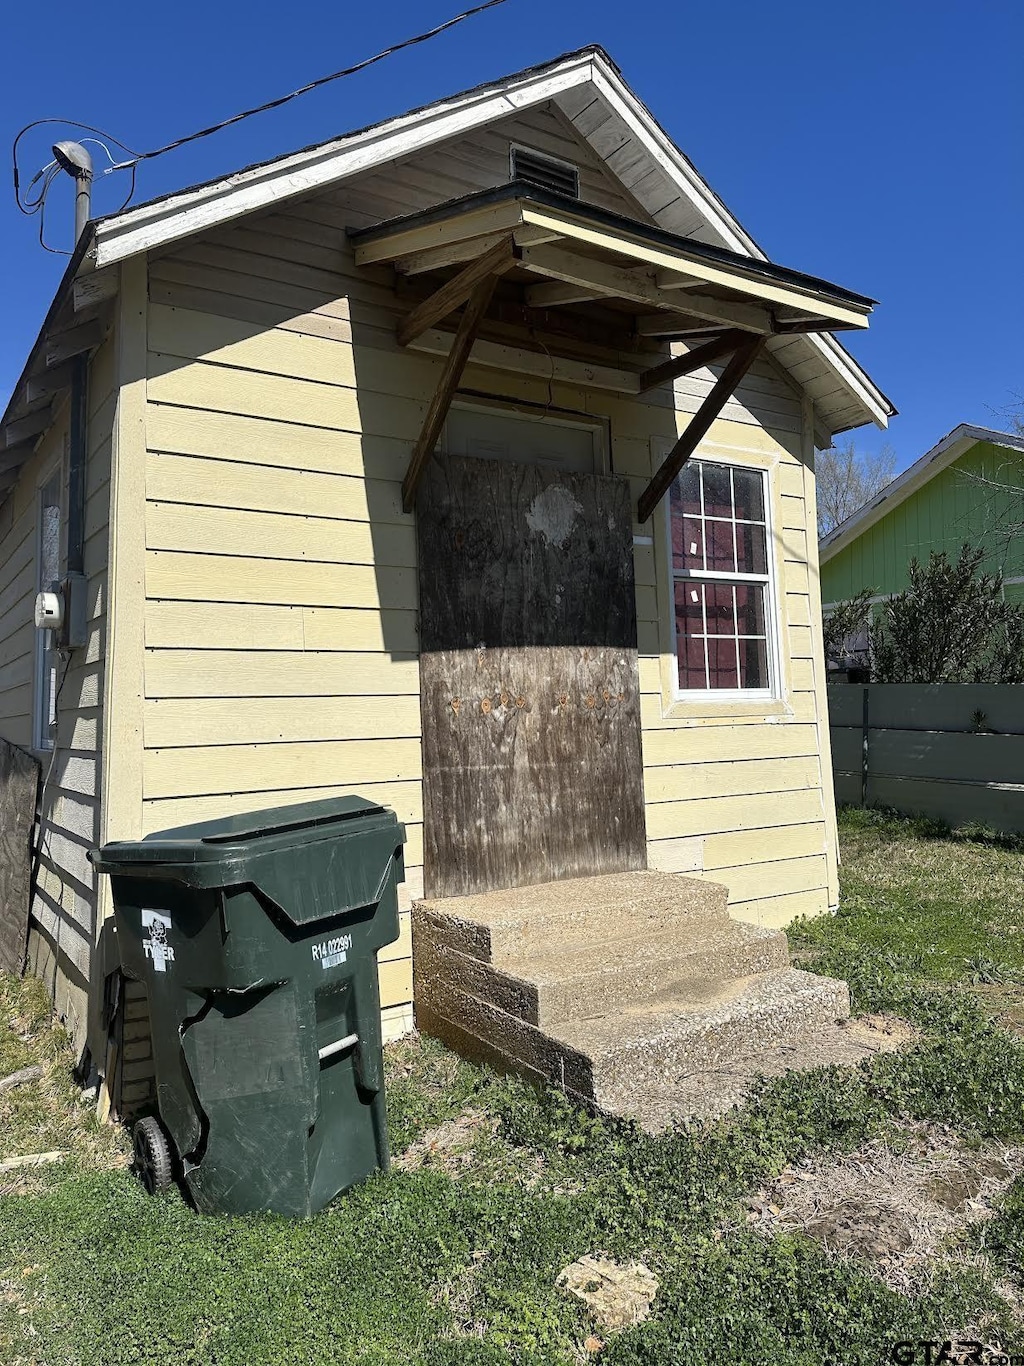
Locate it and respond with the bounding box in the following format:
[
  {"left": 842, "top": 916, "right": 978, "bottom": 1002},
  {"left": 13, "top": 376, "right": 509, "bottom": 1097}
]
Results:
[
  {"left": 34, "top": 472, "right": 62, "bottom": 752},
  {"left": 669, "top": 459, "right": 775, "bottom": 696}
]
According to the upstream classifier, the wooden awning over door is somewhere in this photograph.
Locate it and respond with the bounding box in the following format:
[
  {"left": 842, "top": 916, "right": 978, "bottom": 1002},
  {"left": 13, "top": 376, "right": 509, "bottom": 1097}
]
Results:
[{"left": 349, "top": 184, "right": 876, "bottom": 521}]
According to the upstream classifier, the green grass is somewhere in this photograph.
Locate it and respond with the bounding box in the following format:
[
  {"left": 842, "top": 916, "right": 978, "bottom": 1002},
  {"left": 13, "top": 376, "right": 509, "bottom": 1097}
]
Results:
[{"left": 3, "top": 807, "right": 1024, "bottom": 1365}]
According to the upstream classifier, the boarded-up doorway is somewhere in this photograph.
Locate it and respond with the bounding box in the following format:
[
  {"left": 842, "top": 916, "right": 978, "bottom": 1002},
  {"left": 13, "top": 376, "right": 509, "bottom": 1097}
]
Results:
[{"left": 417, "top": 441, "right": 647, "bottom": 900}]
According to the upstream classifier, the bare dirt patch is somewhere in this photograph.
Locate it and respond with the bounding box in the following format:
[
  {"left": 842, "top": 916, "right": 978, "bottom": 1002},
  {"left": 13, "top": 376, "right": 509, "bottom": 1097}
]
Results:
[
  {"left": 394, "top": 1105, "right": 547, "bottom": 1189},
  {"left": 743, "top": 1122, "right": 1024, "bottom": 1296},
  {"left": 394, "top": 1107, "right": 499, "bottom": 1175}
]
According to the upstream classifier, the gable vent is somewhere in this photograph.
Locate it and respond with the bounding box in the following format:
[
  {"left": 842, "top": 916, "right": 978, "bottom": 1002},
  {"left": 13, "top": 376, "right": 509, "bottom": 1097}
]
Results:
[{"left": 510, "top": 144, "right": 580, "bottom": 200}]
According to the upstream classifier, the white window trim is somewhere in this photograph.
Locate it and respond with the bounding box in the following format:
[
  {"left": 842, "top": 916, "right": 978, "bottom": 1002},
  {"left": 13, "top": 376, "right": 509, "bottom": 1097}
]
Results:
[
  {"left": 666, "top": 455, "right": 784, "bottom": 703},
  {"left": 33, "top": 466, "right": 63, "bottom": 754}
]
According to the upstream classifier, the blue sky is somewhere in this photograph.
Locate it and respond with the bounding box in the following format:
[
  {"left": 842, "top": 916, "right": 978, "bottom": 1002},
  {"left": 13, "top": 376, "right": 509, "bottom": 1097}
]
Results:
[{"left": 2, "top": 0, "right": 1022, "bottom": 471}]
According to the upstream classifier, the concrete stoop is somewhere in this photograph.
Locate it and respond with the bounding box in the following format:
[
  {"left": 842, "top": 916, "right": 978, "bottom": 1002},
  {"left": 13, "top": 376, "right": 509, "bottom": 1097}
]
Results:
[{"left": 413, "top": 871, "right": 861, "bottom": 1130}]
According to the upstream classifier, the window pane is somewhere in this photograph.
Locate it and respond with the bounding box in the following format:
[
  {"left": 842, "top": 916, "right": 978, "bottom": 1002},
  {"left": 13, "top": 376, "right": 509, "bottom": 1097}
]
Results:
[
  {"left": 677, "top": 462, "right": 701, "bottom": 515},
  {"left": 674, "top": 583, "right": 707, "bottom": 689},
  {"left": 735, "top": 584, "right": 766, "bottom": 636},
  {"left": 738, "top": 636, "right": 769, "bottom": 689},
  {"left": 705, "top": 518, "right": 735, "bottom": 572},
  {"left": 677, "top": 580, "right": 704, "bottom": 628},
  {"left": 735, "top": 521, "right": 767, "bottom": 574},
  {"left": 702, "top": 463, "right": 732, "bottom": 518},
  {"left": 708, "top": 637, "right": 739, "bottom": 689},
  {"left": 670, "top": 498, "right": 707, "bottom": 571},
  {"left": 733, "top": 467, "right": 765, "bottom": 522},
  {"left": 704, "top": 583, "right": 735, "bottom": 634}
]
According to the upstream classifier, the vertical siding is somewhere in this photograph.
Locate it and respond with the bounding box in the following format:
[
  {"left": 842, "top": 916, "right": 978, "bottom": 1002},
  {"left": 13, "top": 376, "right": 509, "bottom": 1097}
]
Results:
[
  {"left": 821, "top": 442, "right": 1024, "bottom": 605},
  {"left": 0, "top": 326, "right": 115, "bottom": 1046}
]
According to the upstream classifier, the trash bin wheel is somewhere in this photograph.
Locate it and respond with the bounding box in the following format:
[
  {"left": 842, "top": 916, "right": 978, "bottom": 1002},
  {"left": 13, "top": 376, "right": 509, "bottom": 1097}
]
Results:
[{"left": 133, "top": 1116, "right": 173, "bottom": 1194}]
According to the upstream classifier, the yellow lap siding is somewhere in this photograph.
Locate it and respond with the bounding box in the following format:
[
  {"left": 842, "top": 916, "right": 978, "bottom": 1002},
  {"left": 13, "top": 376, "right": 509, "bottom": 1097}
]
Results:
[
  {"left": 642, "top": 722, "right": 820, "bottom": 767},
  {"left": 145, "top": 694, "right": 422, "bottom": 748},
  {"left": 701, "top": 822, "right": 827, "bottom": 870},
  {"left": 143, "top": 737, "right": 422, "bottom": 800},
  {"left": 145, "top": 650, "right": 420, "bottom": 699},
  {"left": 146, "top": 501, "right": 416, "bottom": 568},
  {"left": 147, "top": 404, "right": 411, "bottom": 481},
  {"left": 146, "top": 552, "right": 417, "bottom": 611},
  {"left": 144, "top": 602, "right": 419, "bottom": 654},
  {"left": 729, "top": 886, "right": 831, "bottom": 930},
  {"left": 146, "top": 452, "right": 409, "bottom": 526},
  {"left": 642, "top": 755, "right": 822, "bottom": 804},
  {"left": 645, "top": 789, "right": 826, "bottom": 841}
]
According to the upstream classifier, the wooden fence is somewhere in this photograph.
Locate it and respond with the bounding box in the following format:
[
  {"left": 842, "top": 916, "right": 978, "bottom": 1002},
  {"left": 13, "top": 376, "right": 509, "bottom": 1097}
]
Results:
[{"left": 828, "top": 684, "right": 1024, "bottom": 833}]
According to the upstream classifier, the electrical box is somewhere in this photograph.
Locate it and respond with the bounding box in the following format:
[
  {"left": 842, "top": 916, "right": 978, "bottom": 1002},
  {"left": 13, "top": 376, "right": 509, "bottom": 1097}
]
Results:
[{"left": 33, "top": 573, "right": 87, "bottom": 651}]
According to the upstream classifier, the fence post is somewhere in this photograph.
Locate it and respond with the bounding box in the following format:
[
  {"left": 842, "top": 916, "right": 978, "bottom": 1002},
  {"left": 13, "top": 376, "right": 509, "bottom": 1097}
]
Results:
[{"left": 860, "top": 685, "right": 870, "bottom": 808}]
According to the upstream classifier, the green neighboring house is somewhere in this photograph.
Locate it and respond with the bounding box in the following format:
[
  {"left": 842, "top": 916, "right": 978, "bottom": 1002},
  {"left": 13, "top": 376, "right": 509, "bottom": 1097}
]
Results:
[{"left": 820, "top": 423, "right": 1024, "bottom": 616}]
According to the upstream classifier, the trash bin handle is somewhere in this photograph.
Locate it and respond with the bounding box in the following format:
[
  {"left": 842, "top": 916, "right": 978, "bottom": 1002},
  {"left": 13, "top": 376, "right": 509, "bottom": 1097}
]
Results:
[{"left": 318, "top": 1032, "right": 359, "bottom": 1063}]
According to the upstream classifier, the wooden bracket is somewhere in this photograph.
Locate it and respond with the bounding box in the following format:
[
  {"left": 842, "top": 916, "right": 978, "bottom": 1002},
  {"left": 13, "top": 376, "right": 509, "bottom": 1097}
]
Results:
[
  {"left": 3, "top": 407, "right": 53, "bottom": 448},
  {"left": 45, "top": 316, "right": 107, "bottom": 368},
  {"left": 637, "top": 330, "right": 748, "bottom": 394},
  {"left": 637, "top": 335, "right": 767, "bottom": 524},
  {"left": 397, "top": 235, "right": 518, "bottom": 348},
  {"left": 401, "top": 273, "right": 501, "bottom": 513},
  {"left": 0, "top": 442, "right": 36, "bottom": 474}
]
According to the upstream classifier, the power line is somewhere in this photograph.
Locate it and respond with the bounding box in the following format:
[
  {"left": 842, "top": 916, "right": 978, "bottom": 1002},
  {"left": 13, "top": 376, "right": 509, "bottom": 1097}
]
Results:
[{"left": 12, "top": 0, "right": 509, "bottom": 236}]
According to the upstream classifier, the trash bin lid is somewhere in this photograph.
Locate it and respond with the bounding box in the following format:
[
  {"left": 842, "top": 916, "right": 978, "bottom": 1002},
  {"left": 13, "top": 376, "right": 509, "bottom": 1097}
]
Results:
[{"left": 89, "top": 796, "right": 402, "bottom": 891}]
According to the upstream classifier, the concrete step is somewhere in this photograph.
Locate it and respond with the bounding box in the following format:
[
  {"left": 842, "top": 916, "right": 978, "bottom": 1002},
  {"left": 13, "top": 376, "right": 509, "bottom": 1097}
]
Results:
[
  {"left": 415, "top": 870, "right": 730, "bottom": 965},
  {"left": 415, "top": 967, "right": 850, "bottom": 1111},
  {"left": 558, "top": 969, "right": 852, "bottom": 1112},
  {"left": 415, "top": 918, "right": 790, "bottom": 1028}
]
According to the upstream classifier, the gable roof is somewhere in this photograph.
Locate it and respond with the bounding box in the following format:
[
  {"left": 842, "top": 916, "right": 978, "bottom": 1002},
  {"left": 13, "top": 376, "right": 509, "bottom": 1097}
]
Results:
[
  {"left": 819, "top": 423, "right": 1024, "bottom": 562},
  {"left": 1, "top": 45, "right": 893, "bottom": 496}
]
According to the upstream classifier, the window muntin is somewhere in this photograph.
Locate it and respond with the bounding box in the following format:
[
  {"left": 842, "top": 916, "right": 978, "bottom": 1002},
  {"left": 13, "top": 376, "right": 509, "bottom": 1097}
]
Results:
[
  {"left": 34, "top": 473, "right": 62, "bottom": 752},
  {"left": 670, "top": 460, "right": 774, "bottom": 695}
]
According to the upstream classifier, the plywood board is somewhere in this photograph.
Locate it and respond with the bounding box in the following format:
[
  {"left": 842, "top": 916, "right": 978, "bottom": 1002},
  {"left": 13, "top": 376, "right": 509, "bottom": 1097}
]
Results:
[
  {"left": 418, "top": 455, "right": 646, "bottom": 897},
  {"left": 0, "top": 738, "right": 39, "bottom": 973}
]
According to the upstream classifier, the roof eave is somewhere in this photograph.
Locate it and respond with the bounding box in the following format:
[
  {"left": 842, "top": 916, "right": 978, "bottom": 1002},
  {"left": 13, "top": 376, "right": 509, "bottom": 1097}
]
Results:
[{"left": 819, "top": 423, "right": 1024, "bottom": 561}]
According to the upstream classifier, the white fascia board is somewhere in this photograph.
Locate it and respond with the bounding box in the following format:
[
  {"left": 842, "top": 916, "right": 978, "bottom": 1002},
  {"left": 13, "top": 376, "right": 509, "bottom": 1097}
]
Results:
[
  {"left": 586, "top": 63, "right": 757, "bottom": 256},
  {"left": 90, "top": 55, "right": 598, "bottom": 270},
  {"left": 808, "top": 331, "right": 892, "bottom": 430},
  {"left": 583, "top": 58, "right": 889, "bottom": 433},
  {"left": 818, "top": 424, "right": 1024, "bottom": 562}
]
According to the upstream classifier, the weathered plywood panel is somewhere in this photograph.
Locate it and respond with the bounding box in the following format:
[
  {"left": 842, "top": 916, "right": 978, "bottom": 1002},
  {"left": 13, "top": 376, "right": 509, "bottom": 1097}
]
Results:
[
  {"left": 418, "top": 455, "right": 645, "bottom": 897},
  {"left": 0, "top": 739, "right": 39, "bottom": 973}
]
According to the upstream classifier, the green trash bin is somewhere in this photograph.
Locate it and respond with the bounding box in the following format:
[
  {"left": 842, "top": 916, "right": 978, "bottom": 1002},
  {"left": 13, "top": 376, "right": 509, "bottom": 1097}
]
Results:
[{"left": 90, "top": 796, "right": 406, "bottom": 1218}]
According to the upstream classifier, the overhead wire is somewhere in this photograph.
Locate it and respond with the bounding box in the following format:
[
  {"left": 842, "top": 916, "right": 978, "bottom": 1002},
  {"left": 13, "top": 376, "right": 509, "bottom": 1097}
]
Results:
[{"left": 11, "top": 0, "right": 509, "bottom": 243}]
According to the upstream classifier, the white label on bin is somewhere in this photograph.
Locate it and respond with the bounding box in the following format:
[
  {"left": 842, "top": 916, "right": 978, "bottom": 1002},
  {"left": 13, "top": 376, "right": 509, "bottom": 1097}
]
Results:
[
  {"left": 142, "top": 910, "right": 175, "bottom": 973},
  {"left": 312, "top": 934, "right": 352, "bottom": 970}
]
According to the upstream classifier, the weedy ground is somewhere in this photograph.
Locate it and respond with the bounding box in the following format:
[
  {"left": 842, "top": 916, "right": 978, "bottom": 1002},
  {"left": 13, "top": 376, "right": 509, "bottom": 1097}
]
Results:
[{"left": 3, "top": 807, "right": 1024, "bottom": 1366}]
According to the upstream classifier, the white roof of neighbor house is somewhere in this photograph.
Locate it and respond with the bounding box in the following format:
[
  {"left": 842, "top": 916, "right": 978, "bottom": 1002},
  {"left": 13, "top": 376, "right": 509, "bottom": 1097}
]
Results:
[
  {"left": 1, "top": 45, "right": 894, "bottom": 484},
  {"left": 819, "top": 423, "right": 1024, "bottom": 562}
]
